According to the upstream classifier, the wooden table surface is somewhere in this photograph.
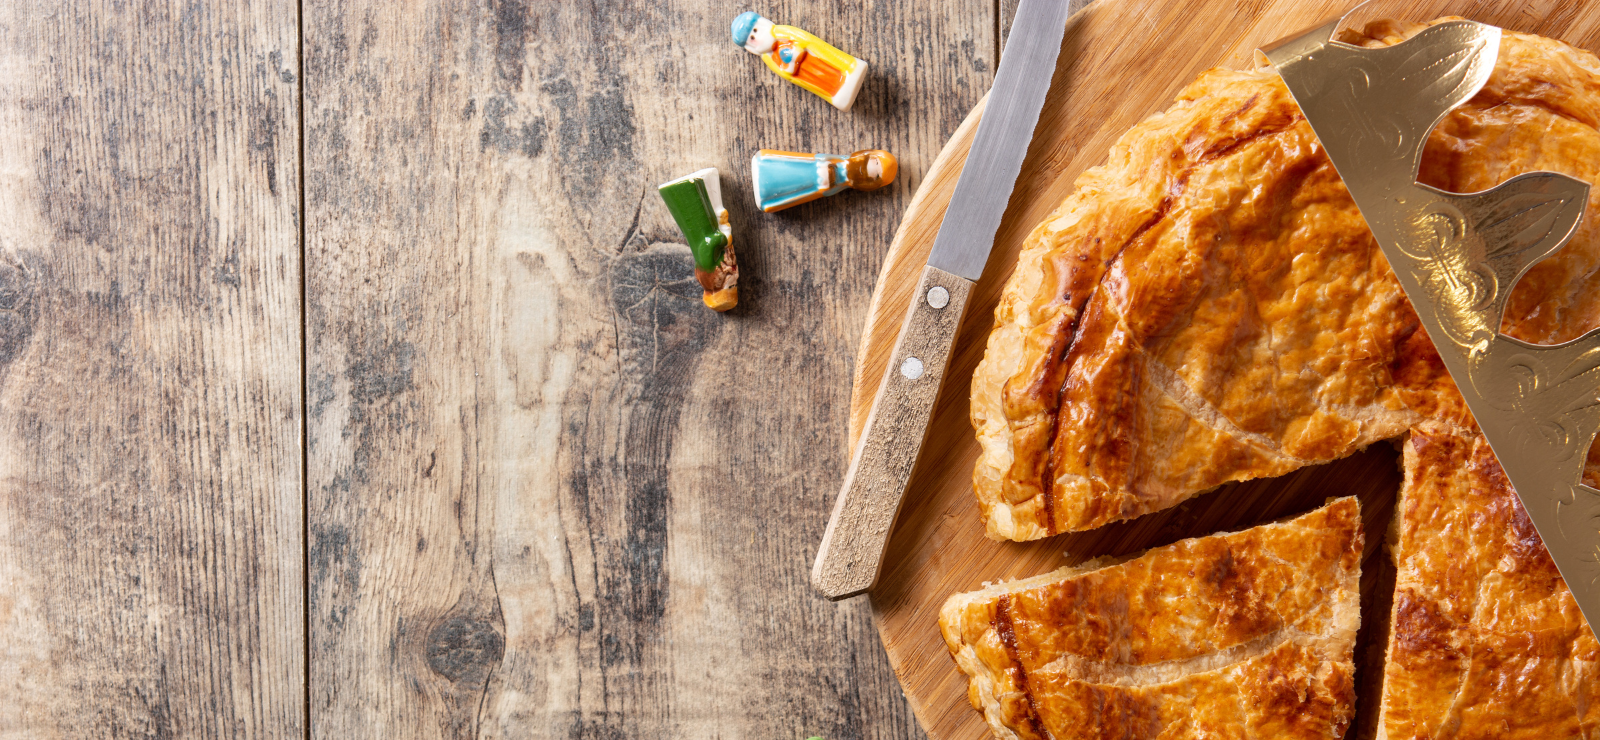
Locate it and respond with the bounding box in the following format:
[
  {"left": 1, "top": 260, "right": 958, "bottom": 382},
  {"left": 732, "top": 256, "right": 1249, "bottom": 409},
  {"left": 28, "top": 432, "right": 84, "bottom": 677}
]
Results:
[{"left": 0, "top": 0, "right": 1089, "bottom": 736}]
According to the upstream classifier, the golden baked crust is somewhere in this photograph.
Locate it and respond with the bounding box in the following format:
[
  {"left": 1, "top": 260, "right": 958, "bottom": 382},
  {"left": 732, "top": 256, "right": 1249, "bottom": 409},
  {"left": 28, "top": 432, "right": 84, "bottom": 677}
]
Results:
[
  {"left": 1372, "top": 23, "right": 1600, "bottom": 738},
  {"left": 965, "top": 17, "right": 1600, "bottom": 737},
  {"left": 970, "top": 19, "right": 1600, "bottom": 541},
  {"left": 939, "top": 498, "right": 1361, "bottom": 740},
  {"left": 970, "top": 51, "right": 1410, "bottom": 541},
  {"left": 1382, "top": 432, "right": 1600, "bottom": 739}
]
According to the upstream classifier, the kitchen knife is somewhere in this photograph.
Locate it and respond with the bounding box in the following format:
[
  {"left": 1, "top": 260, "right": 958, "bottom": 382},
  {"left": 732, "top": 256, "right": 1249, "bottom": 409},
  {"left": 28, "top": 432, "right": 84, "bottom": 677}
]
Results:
[{"left": 812, "top": 0, "right": 1077, "bottom": 601}]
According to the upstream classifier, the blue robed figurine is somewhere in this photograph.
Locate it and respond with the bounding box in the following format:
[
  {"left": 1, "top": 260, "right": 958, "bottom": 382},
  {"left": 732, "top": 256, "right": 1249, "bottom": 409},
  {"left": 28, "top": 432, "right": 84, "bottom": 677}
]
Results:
[{"left": 750, "top": 149, "right": 897, "bottom": 213}]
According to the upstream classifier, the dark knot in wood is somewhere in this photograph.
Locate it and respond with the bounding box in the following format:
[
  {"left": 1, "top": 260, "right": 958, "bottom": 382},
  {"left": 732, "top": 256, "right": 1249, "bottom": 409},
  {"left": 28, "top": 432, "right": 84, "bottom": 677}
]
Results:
[
  {"left": 425, "top": 616, "right": 505, "bottom": 685},
  {"left": 0, "top": 251, "right": 30, "bottom": 312},
  {"left": 0, "top": 250, "right": 35, "bottom": 373}
]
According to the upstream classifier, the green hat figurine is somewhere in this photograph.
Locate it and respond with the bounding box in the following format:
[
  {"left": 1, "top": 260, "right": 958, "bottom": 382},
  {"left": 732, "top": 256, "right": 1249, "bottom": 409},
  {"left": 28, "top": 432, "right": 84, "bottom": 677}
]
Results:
[{"left": 658, "top": 167, "right": 738, "bottom": 311}]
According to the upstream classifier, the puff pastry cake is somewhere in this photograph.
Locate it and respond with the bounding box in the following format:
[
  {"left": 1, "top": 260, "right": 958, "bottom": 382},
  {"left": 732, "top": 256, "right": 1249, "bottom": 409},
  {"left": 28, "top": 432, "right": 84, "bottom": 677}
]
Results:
[
  {"left": 939, "top": 498, "right": 1362, "bottom": 740},
  {"left": 964, "top": 17, "right": 1600, "bottom": 738},
  {"left": 970, "top": 20, "right": 1600, "bottom": 541}
]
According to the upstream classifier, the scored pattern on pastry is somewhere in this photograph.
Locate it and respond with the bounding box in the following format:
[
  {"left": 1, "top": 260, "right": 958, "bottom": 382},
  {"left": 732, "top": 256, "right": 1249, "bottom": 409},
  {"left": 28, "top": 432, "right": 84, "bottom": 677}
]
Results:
[
  {"left": 970, "top": 20, "right": 1600, "bottom": 542},
  {"left": 940, "top": 498, "right": 1361, "bottom": 740},
  {"left": 970, "top": 55, "right": 1417, "bottom": 542},
  {"left": 966, "top": 17, "right": 1600, "bottom": 736}
]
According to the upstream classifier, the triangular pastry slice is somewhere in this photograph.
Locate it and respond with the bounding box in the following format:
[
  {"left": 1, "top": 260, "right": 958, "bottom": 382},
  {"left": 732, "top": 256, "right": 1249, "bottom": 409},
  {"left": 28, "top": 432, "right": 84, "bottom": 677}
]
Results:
[
  {"left": 966, "top": 17, "right": 1600, "bottom": 736},
  {"left": 940, "top": 498, "right": 1361, "bottom": 740}
]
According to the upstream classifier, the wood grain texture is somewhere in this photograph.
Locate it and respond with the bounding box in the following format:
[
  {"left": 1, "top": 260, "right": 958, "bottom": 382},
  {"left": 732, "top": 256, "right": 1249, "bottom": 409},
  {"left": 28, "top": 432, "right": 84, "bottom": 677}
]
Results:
[
  {"left": 306, "top": 0, "right": 997, "bottom": 736},
  {"left": 817, "top": 266, "right": 973, "bottom": 600},
  {"left": 0, "top": 1, "right": 305, "bottom": 737},
  {"left": 998, "top": 0, "right": 1093, "bottom": 57},
  {"left": 849, "top": 1, "right": 1600, "bottom": 738}
]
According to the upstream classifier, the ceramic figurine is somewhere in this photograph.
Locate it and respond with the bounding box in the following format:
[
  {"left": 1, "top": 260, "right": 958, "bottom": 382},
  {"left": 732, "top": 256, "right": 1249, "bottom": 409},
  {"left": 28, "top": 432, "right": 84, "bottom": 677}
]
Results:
[
  {"left": 732, "top": 11, "right": 867, "bottom": 111},
  {"left": 658, "top": 168, "right": 738, "bottom": 311},
  {"left": 750, "top": 149, "right": 897, "bottom": 213}
]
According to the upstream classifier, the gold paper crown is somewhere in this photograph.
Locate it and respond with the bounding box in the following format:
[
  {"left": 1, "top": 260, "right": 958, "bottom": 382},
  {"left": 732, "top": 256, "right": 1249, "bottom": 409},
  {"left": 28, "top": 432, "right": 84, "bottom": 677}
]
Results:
[{"left": 1263, "top": 11, "right": 1600, "bottom": 625}]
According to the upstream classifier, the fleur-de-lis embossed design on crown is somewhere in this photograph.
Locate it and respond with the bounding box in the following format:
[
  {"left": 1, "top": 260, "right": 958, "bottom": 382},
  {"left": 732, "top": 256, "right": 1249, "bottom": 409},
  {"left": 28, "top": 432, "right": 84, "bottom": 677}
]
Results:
[{"left": 1264, "top": 12, "right": 1600, "bottom": 621}]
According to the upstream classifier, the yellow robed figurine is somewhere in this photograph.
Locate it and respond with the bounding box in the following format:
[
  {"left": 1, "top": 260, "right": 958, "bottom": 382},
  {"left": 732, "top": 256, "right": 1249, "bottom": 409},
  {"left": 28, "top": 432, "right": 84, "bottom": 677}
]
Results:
[{"left": 732, "top": 11, "right": 867, "bottom": 111}]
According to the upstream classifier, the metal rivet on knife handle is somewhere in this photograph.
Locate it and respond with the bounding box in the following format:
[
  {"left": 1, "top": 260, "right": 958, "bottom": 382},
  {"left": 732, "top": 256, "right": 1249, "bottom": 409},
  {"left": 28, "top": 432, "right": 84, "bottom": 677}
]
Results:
[
  {"left": 811, "top": 0, "right": 1075, "bottom": 601},
  {"left": 812, "top": 266, "right": 973, "bottom": 600}
]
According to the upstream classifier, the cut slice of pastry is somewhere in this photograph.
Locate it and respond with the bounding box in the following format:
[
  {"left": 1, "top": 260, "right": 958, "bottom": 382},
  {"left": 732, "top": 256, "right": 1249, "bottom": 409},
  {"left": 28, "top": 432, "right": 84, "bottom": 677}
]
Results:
[
  {"left": 962, "top": 16, "right": 1600, "bottom": 737},
  {"left": 1380, "top": 431, "right": 1600, "bottom": 739},
  {"left": 940, "top": 498, "right": 1361, "bottom": 740},
  {"left": 970, "top": 18, "right": 1600, "bottom": 541}
]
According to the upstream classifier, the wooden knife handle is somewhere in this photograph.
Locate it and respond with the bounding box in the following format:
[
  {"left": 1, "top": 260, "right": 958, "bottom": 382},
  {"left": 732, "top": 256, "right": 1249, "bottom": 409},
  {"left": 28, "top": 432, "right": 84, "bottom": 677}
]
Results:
[{"left": 812, "top": 265, "right": 974, "bottom": 601}]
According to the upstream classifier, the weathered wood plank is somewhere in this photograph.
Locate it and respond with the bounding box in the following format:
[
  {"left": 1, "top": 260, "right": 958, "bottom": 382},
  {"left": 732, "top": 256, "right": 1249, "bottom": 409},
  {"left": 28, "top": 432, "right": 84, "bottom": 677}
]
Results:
[
  {"left": 303, "top": 1, "right": 505, "bottom": 735},
  {"left": 307, "top": 0, "right": 995, "bottom": 735},
  {"left": 0, "top": 2, "right": 304, "bottom": 737}
]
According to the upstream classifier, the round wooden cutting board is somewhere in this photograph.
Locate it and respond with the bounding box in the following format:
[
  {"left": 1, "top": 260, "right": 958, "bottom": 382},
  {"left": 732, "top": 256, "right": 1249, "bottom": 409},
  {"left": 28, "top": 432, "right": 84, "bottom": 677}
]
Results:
[{"left": 848, "top": 1, "right": 1600, "bottom": 738}]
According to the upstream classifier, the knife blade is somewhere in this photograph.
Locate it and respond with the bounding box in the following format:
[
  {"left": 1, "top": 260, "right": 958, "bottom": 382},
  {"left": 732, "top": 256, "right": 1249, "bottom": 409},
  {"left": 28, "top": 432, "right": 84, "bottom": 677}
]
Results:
[{"left": 812, "top": 0, "right": 1077, "bottom": 601}]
